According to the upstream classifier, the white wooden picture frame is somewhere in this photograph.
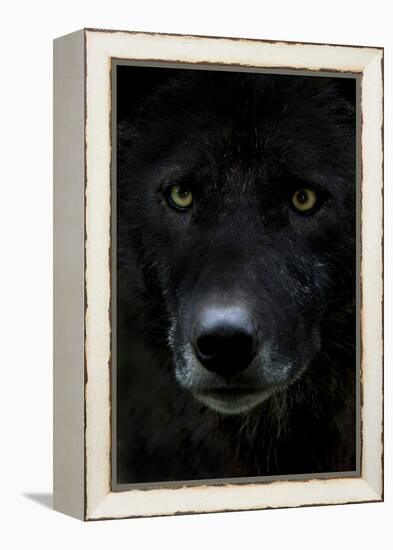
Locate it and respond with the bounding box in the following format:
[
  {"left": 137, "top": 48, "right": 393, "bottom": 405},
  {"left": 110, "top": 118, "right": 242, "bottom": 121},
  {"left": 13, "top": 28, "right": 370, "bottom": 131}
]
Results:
[{"left": 53, "top": 28, "right": 383, "bottom": 521}]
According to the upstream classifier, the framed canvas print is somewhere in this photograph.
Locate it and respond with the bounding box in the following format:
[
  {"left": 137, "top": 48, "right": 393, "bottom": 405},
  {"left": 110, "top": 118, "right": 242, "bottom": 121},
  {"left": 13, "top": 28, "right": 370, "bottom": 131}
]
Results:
[{"left": 53, "top": 28, "right": 383, "bottom": 520}]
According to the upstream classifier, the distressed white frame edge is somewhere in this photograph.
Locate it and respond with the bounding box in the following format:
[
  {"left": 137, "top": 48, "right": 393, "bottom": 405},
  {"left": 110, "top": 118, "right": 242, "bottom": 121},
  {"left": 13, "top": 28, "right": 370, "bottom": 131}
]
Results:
[
  {"left": 54, "top": 28, "right": 383, "bottom": 521},
  {"left": 53, "top": 29, "right": 86, "bottom": 520}
]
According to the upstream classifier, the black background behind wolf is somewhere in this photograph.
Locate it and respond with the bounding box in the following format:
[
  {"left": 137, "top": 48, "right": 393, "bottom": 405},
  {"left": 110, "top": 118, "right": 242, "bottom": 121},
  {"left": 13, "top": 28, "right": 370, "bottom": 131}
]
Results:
[{"left": 116, "top": 66, "right": 356, "bottom": 483}]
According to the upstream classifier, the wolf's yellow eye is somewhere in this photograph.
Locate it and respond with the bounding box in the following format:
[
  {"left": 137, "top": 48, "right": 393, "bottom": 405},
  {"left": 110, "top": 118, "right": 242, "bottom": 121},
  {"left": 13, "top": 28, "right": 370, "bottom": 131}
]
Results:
[
  {"left": 292, "top": 189, "right": 317, "bottom": 212},
  {"left": 168, "top": 185, "right": 193, "bottom": 210}
]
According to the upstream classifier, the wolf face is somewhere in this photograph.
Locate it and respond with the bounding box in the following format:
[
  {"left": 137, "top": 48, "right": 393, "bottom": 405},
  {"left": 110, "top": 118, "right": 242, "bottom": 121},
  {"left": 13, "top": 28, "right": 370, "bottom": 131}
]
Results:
[{"left": 118, "top": 72, "right": 356, "bottom": 416}]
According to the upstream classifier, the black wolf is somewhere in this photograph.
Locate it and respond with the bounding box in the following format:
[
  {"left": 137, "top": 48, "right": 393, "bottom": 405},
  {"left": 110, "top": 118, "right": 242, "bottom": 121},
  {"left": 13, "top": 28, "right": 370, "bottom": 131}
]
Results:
[{"left": 116, "top": 68, "right": 356, "bottom": 483}]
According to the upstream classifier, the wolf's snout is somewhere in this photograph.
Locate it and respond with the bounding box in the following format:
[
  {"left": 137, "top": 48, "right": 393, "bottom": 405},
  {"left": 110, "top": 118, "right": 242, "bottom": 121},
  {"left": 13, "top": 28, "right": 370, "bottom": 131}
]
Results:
[{"left": 192, "top": 305, "right": 258, "bottom": 376}]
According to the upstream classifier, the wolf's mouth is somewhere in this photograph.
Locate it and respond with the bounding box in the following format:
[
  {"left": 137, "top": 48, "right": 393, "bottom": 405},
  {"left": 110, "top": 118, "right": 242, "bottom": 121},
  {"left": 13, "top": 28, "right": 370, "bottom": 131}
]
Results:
[{"left": 193, "top": 387, "right": 275, "bottom": 415}]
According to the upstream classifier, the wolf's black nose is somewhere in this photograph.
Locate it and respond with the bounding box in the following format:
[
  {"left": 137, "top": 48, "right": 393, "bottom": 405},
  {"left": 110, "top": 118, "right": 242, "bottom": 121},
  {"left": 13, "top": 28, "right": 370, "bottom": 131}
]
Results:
[{"left": 193, "top": 306, "right": 258, "bottom": 376}]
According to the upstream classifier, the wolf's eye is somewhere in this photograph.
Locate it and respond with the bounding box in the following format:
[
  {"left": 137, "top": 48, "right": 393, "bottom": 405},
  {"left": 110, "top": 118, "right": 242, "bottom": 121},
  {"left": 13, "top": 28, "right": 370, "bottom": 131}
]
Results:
[
  {"left": 291, "top": 189, "right": 317, "bottom": 212},
  {"left": 167, "top": 185, "right": 193, "bottom": 210}
]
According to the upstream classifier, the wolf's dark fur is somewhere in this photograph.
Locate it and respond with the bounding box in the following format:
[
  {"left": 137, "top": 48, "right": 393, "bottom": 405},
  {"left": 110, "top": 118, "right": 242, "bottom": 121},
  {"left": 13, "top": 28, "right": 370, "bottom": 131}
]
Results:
[{"left": 116, "top": 69, "right": 356, "bottom": 483}]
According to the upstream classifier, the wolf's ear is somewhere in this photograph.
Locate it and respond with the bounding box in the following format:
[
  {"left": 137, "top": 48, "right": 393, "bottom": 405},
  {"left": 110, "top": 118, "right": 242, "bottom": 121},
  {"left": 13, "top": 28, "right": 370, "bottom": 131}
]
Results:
[{"left": 117, "top": 65, "right": 185, "bottom": 122}]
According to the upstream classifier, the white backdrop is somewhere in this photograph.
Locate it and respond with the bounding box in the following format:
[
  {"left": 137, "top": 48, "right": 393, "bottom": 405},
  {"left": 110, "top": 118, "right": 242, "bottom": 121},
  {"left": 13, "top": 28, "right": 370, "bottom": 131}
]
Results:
[{"left": 0, "top": 1, "right": 391, "bottom": 548}]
